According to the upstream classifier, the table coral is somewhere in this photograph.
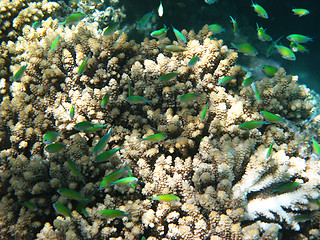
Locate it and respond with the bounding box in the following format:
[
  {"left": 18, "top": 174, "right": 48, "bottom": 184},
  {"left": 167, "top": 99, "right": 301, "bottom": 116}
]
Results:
[{"left": 0, "top": 17, "right": 319, "bottom": 240}]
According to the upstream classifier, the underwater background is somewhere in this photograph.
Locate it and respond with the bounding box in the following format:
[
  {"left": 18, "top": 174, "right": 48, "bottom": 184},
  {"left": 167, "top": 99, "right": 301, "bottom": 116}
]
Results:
[{"left": 1, "top": 0, "right": 320, "bottom": 239}]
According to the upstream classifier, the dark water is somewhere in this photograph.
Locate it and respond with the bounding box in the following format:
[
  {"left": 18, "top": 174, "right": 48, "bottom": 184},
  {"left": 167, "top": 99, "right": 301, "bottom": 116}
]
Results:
[{"left": 124, "top": 0, "right": 319, "bottom": 93}]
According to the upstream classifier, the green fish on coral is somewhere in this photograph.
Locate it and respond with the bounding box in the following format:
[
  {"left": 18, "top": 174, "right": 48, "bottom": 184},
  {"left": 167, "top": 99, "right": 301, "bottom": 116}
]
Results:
[
  {"left": 70, "top": 105, "right": 75, "bottom": 119},
  {"left": 43, "top": 132, "right": 60, "bottom": 145},
  {"left": 103, "top": 22, "right": 119, "bottom": 36},
  {"left": 242, "top": 76, "right": 255, "bottom": 87},
  {"left": 271, "top": 181, "right": 300, "bottom": 194},
  {"left": 239, "top": 121, "right": 268, "bottom": 130},
  {"left": 231, "top": 43, "right": 258, "bottom": 56},
  {"left": 92, "top": 126, "right": 113, "bottom": 155},
  {"left": 60, "top": 12, "right": 85, "bottom": 26},
  {"left": 53, "top": 203, "right": 73, "bottom": 218},
  {"left": 150, "top": 25, "right": 168, "bottom": 39},
  {"left": 201, "top": 101, "right": 209, "bottom": 122},
  {"left": 13, "top": 65, "right": 27, "bottom": 81},
  {"left": 150, "top": 194, "right": 180, "bottom": 203},
  {"left": 158, "top": 72, "right": 179, "bottom": 82},
  {"left": 78, "top": 54, "right": 90, "bottom": 75},
  {"left": 44, "top": 142, "right": 65, "bottom": 153},
  {"left": 261, "top": 111, "right": 285, "bottom": 123},
  {"left": 208, "top": 24, "right": 225, "bottom": 34},
  {"left": 110, "top": 177, "right": 138, "bottom": 186},
  {"left": 67, "top": 158, "right": 86, "bottom": 184},
  {"left": 23, "top": 201, "right": 37, "bottom": 211},
  {"left": 312, "top": 137, "right": 320, "bottom": 156},
  {"left": 74, "top": 121, "right": 94, "bottom": 131},
  {"left": 94, "top": 147, "right": 122, "bottom": 163},
  {"left": 266, "top": 141, "right": 274, "bottom": 159},
  {"left": 98, "top": 209, "right": 129, "bottom": 219},
  {"left": 159, "top": 45, "right": 186, "bottom": 52},
  {"left": 188, "top": 56, "right": 200, "bottom": 67},
  {"left": 126, "top": 96, "right": 151, "bottom": 104},
  {"left": 261, "top": 65, "right": 277, "bottom": 78},
  {"left": 172, "top": 25, "right": 187, "bottom": 43},
  {"left": 218, "top": 76, "right": 233, "bottom": 85},
  {"left": 141, "top": 133, "right": 167, "bottom": 142},
  {"left": 51, "top": 36, "right": 60, "bottom": 51},
  {"left": 99, "top": 165, "right": 130, "bottom": 189},
  {"left": 101, "top": 93, "right": 110, "bottom": 108},
  {"left": 57, "top": 188, "right": 90, "bottom": 202},
  {"left": 178, "top": 93, "right": 201, "bottom": 102}
]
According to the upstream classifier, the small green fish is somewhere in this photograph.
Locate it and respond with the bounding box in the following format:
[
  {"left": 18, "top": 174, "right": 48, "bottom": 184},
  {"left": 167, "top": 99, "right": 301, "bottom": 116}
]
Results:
[
  {"left": 141, "top": 237, "right": 146, "bottom": 240},
  {"left": 99, "top": 165, "right": 130, "bottom": 189},
  {"left": 74, "top": 121, "right": 94, "bottom": 131},
  {"left": 178, "top": 93, "right": 201, "bottom": 102},
  {"left": 231, "top": 43, "right": 258, "bottom": 56},
  {"left": 70, "top": 105, "right": 75, "bottom": 120},
  {"left": 256, "top": 24, "right": 272, "bottom": 42},
  {"left": 158, "top": 72, "right": 179, "bottom": 82},
  {"left": 53, "top": 203, "right": 73, "bottom": 218},
  {"left": 136, "top": 11, "right": 153, "bottom": 30},
  {"left": 150, "top": 194, "right": 180, "bottom": 202},
  {"left": 101, "top": 94, "right": 110, "bottom": 108},
  {"left": 201, "top": 101, "right": 209, "bottom": 122},
  {"left": 44, "top": 142, "right": 65, "bottom": 153},
  {"left": 208, "top": 24, "right": 225, "bottom": 34},
  {"left": 43, "top": 132, "right": 60, "bottom": 145},
  {"left": 23, "top": 201, "right": 37, "bottom": 211},
  {"left": 158, "top": 1, "right": 163, "bottom": 17},
  {"left": 251, "top": 82, "right": 261, "bottom": 103},
  {"left": 230, "top": 16, "right": 239, "bottom": 36},
  {"left": 261, "top": 111, "right": 285, "bottom": 123},
  {"left": 94, "top": 147, "right": 122, "bottom": 163},
  {"left": 78, "top": 54, "right": 90, "bottom": 75},
  {"left": 67, "top": 158, "right": 86, "bottom": 184},
  {"left": 51, "top": 36, "right": 60, "bottom": 51},
  {"left": 242, "top": 76, "right": 255, "bottom": 87},
  {"left": 218, "top": 76, "right": 233, "bottom": 85},
  {"left": 271, "top": 181, "right": 300, "bottom": 194},
  {"left": 159, "top": 45, "right": 186, "bottom": 52},
  {"left": 266, "top": 141, "right": 274, "bottom": 159},
  {"left": 290, "top": 42, "right": 308, "bottom": 53},
  {"left": 275, "top": 45, "right": 296, "bottom": 61},
  {"left": 141, "top": 133, "right": 167, "bottom": 142},
  {"left": 239, "top": 121, "right": 268, "bottom": 130},
  {"left": 150, "top": 25, "right": 168, "bottom": 39},
  {"left": 127, "top": 167, "right": 135, "bottom": 190},
  {"left": 98, "top": 209, "right": 129, "bottom": 219},
  {"left": 92, "top": 126, "right": 113, "bottom": 155},
  {"left": 126, "top": 96, "right": 151, "bottom": 104},
  {"left": 261, "top": 65, "right": 277, "bottom": 78},
  {"left": 292, "top": 8, "right": 309, "bottom": 17},
  {"left": 32, "top": 21, "right": 41, "bottom": 28},
  {"left": 266, "top": 37, "right": 282, "bottom": 57},
  {"left": 287, "top": 34, "right": 312, "bottom": 44},
  {"left": 57, "top": 188, "right": 90, "bottom": 202},
  {"left": 111, "top": 177, "right": 138, "bottom": 186},
  {"left": 103, "top": 22, "right": 119, "bottom": 36},
  {"left": 13, "top": 65, "right": 27, "bottom": 81},
  {"left": 251, "top": 1, "right": 268, "bottom": 19},
  {"left": 188, "top": 56, "right": 200, "bottom": 67},
  {"left": 60, "top": 12, "right": 86, "bottom": 26},
  {"left": 172, "top": 25, "right": 187, "bottom": 43},
  {"left": 84, "top": 123, "right": 109, "bottom": 133},
  {"left": 312, "top": 137, "right": 320, "bottom": 156}
]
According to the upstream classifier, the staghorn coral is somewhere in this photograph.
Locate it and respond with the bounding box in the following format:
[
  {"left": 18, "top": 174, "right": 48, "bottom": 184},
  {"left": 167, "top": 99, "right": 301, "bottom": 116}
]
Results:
[{"left": 0, "top": 18, "right": 319, "bottom": 240}]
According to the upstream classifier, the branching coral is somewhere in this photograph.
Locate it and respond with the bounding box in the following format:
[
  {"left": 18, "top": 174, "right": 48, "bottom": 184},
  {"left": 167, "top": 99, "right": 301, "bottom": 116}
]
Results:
[{"left": 0, "top": 16, "right": 319, "bottom": 240}]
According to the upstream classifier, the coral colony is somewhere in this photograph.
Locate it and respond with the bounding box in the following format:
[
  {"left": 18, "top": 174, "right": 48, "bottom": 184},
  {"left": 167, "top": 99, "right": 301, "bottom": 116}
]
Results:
[{"left": 0, "top": 0, "right": 319, "bottom": 239}]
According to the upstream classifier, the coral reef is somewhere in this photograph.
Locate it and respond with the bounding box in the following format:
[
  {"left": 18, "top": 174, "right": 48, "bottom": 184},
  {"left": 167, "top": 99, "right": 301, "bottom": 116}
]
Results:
[{"left": 0, "top": 16, "right": 319, "bottom": 240}]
